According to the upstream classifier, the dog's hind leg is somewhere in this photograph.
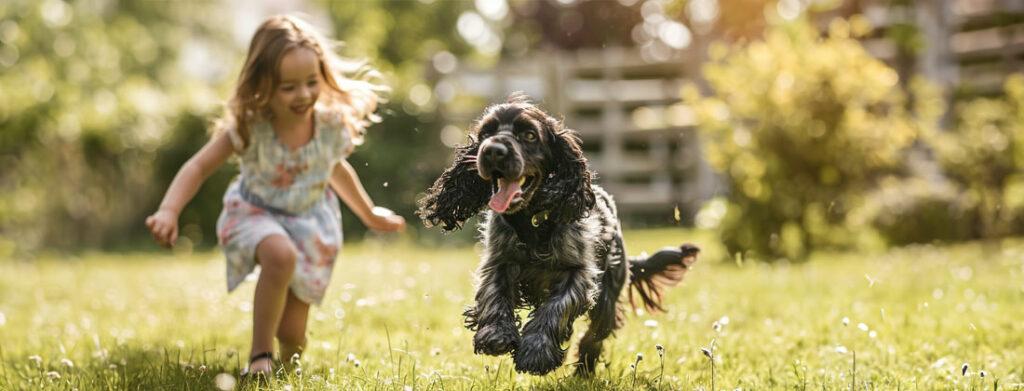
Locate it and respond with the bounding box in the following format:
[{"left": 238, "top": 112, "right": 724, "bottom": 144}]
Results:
[{"left": 576, "top": 236, "right": 629, "bottom": 376}]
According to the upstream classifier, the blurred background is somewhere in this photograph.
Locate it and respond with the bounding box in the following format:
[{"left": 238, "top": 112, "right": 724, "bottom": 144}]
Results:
[{"left": 0, "top": 0, "right": 1022, "bottom": 260}]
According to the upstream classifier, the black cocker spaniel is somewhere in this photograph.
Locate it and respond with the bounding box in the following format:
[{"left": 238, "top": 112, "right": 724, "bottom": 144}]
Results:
[{"left": 417, "top": 93, "right": 699, "bottom": 376}]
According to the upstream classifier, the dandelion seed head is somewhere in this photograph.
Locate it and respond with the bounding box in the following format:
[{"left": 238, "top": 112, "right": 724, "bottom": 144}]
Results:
[
  {"left": 28, "top": 355, "right": 42, "bottom": 366},
  {"left": 842, "top": 317, "right": 850, "bottom": 326},
  {"left": 46, "top": 371, "right": 60, "bottom": 380},
  {"left": 60, "top": 358, "right": 74, "bottom": 368}
]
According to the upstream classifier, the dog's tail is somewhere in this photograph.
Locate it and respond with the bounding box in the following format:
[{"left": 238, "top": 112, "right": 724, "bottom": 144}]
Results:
[{"left": 627, "top": 244, "right": 700, "bottom": 312}]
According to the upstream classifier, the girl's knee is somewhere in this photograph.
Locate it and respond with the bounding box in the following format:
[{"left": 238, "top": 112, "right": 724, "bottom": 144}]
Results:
[{"left": 257, "top": 236, "right": 298, "bottom": 274}]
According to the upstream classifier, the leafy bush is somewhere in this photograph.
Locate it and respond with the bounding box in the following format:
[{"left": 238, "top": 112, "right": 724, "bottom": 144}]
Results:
[
  {"left": 923, "top": 75, "right": 1024, "bottom": 239},
  {"left": 686, "top": 18, "right": 933, "bottom": 260}
]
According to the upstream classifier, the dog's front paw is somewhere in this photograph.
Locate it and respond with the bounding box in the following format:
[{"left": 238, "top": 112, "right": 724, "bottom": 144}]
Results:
[
  {"left": 513, "top": 333, "right": 565, "bottom": 375},
  {"left": 473, "top": 323, "right": 519, "bottom": 356}
]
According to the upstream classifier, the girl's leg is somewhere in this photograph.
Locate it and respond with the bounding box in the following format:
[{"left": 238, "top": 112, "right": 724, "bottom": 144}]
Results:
[
  {"left": 249, "top": 235, "right": 299, "bottom": 374},
  {"left": 277, "top": 289, "right": 310, "bottom": 365}
]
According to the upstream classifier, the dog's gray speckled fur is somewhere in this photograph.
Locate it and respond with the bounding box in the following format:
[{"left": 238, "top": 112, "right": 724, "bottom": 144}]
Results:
[{"left": 418, "top": 94, "right": 698, "bottom": 376}]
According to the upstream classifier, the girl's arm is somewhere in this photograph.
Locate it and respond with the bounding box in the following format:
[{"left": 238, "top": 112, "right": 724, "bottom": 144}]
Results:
[
  {"left": 329, "top": 160, "right": 406, "bottom": 232},
  {"left": 145, "top": 131, "right": 235, "bottom": 247}
]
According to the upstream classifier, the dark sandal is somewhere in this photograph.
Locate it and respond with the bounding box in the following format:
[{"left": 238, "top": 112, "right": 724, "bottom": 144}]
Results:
[{"left": 241, "top": 351, "right": 274, "bottom": 381}]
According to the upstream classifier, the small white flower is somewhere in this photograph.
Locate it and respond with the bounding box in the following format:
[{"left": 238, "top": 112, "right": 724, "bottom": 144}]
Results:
[
  {"left": 60, "top": 358, "right": 74, "bottom": 368},
  {"left": 28, "top": 355, "right": 42, "bottom": 366},
  {"left": 46, "top": 371, "right": 61, "bottom": 380},
  {"left": 979, "top": 370, "right": 986, "bottom": 378},
  {"left": 0, "top": 311, "right": 6, "bottom": 327},
  {"left": 346, "top": 353, "right": 356, "bottom": 362},
  {"left": 644, "top": 319, "right": 659, "bottom": 328},
  {"left": 353, "top": 359, "right": 361, "bottom": 368},
  {"left": 835, "top": 345, "right": 848, "bottom": 354},
  {"left": 857, "top": 323, "right": 869, "bottom": 332},
  {"left": 841, "top": 317, "right": 850, "bottom": 326},
  {"left": 868, "top": 330, "right": 877, "bottom": 339},
  {"left": 403, "top": 386, "right": 413, "bottom": 391},
  {"left": 214, "top": 373, "right": 236, "bottom": 391}
]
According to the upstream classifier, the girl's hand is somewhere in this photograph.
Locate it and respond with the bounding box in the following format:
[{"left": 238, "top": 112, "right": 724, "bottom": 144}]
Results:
[
  {"left": 365, "top": 206, "right": 406, "bottom": 233},
  {"left": 145, "top": 209, "right": 179, "bottom": 248}
]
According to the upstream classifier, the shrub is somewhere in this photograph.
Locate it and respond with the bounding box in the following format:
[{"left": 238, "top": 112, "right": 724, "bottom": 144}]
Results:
[
  {"left": 923, "top": 75, "right": 1024, "bottom": 238},
  {"left": 686, "top": 18, "right": 933, "bottom": 260}
]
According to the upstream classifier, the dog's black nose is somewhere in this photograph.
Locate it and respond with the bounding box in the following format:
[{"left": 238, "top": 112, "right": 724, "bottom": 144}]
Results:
[{"left": 483, "top": 143, "right": 508, "bottom": 161}]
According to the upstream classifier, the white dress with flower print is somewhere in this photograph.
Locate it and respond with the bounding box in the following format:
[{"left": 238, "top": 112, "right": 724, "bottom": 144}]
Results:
[{"left": 216, "top": 105, "right": 353, "bottom": 305}]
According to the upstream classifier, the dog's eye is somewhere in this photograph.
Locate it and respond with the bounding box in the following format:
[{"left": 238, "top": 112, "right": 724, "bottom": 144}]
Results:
[{"left": 521, "top": 132, "right": 537, "bottom": 142}]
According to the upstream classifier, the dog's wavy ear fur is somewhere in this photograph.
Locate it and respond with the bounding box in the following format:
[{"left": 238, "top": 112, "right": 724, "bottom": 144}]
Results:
[
  {"left": 535, "top": 117, "right": 596, "bottom": 223},
  {"left": 417, "top": 140, "right": 491, "bottom": 231}
]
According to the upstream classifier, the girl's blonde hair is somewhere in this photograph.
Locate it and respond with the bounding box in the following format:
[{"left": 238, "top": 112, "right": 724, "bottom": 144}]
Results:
[{"left": 216, "top": 14, "right": 386, "bottom": 150}]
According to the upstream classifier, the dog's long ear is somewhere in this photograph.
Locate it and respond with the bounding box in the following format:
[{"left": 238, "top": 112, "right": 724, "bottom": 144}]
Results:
[
  {"left": 536, "top": 118, "right": 596, "bottom": 223},
  {"left": 417, "top": 140, "right": 490, "bottom": 231}
]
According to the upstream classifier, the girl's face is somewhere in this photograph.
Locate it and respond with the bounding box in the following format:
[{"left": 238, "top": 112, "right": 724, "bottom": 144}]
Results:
[{"left": 269, "top": 47, "right": 321, "bottom": 121}]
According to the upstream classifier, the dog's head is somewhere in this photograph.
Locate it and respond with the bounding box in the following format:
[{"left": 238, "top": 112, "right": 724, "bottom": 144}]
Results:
[{"left": 418, "top": 93, "right": 595, "bottom": 231}]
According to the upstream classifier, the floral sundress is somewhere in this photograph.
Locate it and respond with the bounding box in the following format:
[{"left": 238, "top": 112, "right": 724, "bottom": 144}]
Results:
[{"left": 216, "top": 105, "right": 354, "bottom": 305}]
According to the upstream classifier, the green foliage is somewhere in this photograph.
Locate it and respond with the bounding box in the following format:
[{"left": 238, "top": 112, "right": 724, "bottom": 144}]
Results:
[
  {"left": 0, "top": 0, "right": 234, "bottom": 255},
  {"left": 687, "top": 18, "right": 933, "bottom": 260},
  {"left": 924, "top": 75, "right": 1024, "bottom": 238}
]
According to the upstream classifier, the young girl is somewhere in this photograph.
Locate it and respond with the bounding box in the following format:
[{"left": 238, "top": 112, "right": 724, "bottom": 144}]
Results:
[{"left": 145, "top": 15, "right": 405, "bottom": 377}]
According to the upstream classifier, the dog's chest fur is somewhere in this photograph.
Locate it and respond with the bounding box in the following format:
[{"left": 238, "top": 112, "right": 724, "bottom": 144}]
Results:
[{"left": 479, "top": 186, "right": 624, "bottom": 306}]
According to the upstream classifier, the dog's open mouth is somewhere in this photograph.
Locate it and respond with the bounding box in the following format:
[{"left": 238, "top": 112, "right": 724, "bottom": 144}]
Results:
[{"left": 489, "top": 175, "right": 536, "bottom": 213}]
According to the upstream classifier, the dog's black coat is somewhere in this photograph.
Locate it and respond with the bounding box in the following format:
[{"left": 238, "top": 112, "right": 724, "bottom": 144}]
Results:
[{"left": 418, "top": 94, "right": 698, "bottom": 376}]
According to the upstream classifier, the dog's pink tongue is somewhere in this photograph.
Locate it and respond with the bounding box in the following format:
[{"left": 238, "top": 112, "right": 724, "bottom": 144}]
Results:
[{"left": 489, "top": 178, "right": 522, "bottom": 213}]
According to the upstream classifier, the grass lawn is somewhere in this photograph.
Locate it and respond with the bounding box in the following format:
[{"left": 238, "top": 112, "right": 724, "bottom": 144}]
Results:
[{"left": 1, "top": 228, "right": 1022, "bottom": 390}]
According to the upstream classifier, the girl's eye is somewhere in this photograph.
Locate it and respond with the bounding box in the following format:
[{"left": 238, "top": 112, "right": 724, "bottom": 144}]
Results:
[
  {"left": 280, "top": 85, "right": 295, "bottom": 92},
  {"left": 307, "top": 80, "right": 318, "bottom": 87},
  {"left": 522, "top": 132, "right": 536, "bottom": 142}
]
